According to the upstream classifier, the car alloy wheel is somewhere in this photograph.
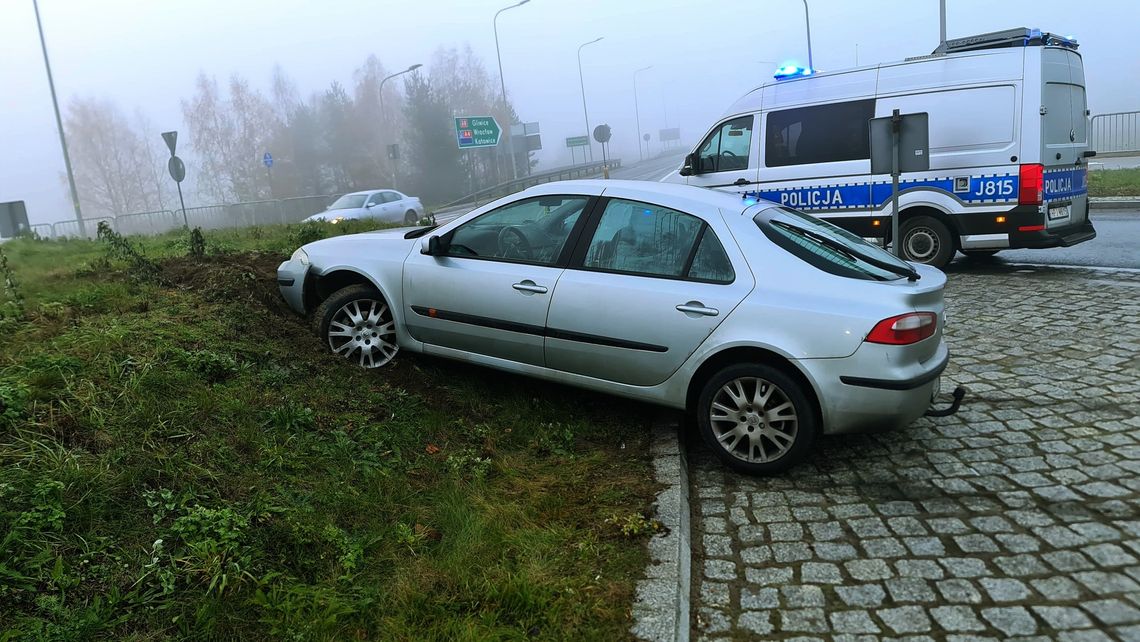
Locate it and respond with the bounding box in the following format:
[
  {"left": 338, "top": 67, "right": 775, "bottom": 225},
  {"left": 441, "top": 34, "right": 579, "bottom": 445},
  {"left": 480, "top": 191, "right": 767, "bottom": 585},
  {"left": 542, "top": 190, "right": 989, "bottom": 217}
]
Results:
[
  {"left": 315, "top": 285, "right": 399, "bottom": 368},
  {"left": 696, "top": 363, "right": 816, "bottom": 474}
]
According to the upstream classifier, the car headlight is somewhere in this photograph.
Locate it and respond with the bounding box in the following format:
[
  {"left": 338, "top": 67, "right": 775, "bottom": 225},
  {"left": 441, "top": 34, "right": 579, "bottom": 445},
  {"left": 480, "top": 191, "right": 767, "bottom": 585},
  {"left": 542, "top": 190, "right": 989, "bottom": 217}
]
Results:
[{"left": 291, "top": 248, "right": 310, "bottom": 265}]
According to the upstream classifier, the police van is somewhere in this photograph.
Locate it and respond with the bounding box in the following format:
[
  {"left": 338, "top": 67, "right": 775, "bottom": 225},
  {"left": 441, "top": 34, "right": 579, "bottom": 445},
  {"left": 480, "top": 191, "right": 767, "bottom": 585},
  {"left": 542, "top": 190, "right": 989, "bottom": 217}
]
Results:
[{"left": 664, "top": 27, "right": 1096, "bottom": 268}]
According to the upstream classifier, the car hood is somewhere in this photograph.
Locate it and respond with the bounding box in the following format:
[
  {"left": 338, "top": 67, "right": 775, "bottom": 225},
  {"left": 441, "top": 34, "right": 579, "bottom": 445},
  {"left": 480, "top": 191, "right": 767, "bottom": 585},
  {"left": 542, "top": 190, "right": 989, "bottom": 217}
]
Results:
[{"left": 301, "top": 228, "right": 420, "bottom": 264}]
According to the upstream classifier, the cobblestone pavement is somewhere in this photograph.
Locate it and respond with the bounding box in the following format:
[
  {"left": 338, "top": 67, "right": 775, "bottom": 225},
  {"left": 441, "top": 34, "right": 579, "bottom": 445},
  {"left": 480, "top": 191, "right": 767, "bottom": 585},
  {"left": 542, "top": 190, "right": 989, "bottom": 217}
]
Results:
[{"left": 689, "top": 266, "right": 1140, "bottom": 641}]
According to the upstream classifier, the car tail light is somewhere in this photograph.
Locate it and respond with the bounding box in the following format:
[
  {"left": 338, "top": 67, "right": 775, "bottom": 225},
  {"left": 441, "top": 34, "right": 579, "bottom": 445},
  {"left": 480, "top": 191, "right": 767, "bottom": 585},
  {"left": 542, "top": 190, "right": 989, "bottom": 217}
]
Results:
[
  {"left": 1018, "top": 164, "right": 1043, "bottom": 206},
  {"left": 866, "top": 312, "right": 937, "bottom": 345}
]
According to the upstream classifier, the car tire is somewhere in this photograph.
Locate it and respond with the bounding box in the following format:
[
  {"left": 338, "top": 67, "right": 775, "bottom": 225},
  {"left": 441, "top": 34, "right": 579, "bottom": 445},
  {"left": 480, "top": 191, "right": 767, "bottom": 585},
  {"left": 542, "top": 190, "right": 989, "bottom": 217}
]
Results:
[
  {"left": 899, "top": 215, "right": 955, "bottom": 268},
  {"left": 404, "top": 210, "right": 419, "bottom": 225},
  {"left": 313, "top": 284, "right": 398, "bottom": 369},
  {"left": 960, "top": 249, "right": 1000, "bottom": 259},
  {"left": 696, "top": 363, "right": 817, "bottom": 475}
]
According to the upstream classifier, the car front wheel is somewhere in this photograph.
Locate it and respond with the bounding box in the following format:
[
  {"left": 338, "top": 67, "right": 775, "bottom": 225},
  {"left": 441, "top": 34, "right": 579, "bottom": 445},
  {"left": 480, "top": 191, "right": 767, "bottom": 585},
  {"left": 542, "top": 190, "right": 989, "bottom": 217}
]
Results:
[
  {"left": 696, "top": 363, "right": 817, "bottom": 475},
  {"left": 405, "top": 210, "right": 419, "bottom": 225},
  {"left": 314, "top": 285, "right": 398, "bottom": 368}
]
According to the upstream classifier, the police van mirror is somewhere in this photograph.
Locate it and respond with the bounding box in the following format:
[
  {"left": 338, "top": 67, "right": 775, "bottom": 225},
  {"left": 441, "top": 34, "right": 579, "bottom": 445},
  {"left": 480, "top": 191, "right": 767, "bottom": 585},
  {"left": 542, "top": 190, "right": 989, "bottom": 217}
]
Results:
[{"left": 680, "top": 152, "right": 696, "bottom": 176}]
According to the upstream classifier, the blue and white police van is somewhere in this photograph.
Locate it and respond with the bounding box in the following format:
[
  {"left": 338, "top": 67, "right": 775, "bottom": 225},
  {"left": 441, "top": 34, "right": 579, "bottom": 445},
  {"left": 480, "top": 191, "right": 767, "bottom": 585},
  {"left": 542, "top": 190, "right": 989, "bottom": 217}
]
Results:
[{"left": 663, "top": 27, "right": 1096, "bottom": 268}]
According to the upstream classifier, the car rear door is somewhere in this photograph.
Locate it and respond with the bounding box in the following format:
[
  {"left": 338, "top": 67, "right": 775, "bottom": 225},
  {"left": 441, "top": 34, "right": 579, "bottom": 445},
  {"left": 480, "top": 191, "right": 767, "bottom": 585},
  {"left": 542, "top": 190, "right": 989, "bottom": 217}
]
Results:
[
  {"left": 402, "top": 194, "right": 595, "bottom": 367},
  {"left": 544, "top": 196, "right": 754, "bottom": 386},
  {"left": 1041, "top": 48, "right": 1090, "bottom": 230}
]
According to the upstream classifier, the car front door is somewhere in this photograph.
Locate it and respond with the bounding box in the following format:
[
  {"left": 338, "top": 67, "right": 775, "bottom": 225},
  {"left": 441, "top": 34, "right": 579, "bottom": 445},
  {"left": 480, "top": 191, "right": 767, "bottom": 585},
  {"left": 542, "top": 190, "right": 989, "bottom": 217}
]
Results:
[
  {"left": 545, "top": 197, "right": 754, "bottom": 386},
  {"left": 684, "top": 115, "right": 759, "bottom": 193},
  {"left": 402, "top": 194, "right": 594, "bottom": 366}
]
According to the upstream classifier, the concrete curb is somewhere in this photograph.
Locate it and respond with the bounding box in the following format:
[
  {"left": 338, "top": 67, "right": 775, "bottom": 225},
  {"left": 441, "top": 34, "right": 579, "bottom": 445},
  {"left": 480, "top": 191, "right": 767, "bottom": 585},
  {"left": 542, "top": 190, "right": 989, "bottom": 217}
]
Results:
[
  {"left": 630, "top": 415, "right": 691, "bottom": 642},
  {"left": 1090, "top": 198, "right": 1140, "bottom": 210}
]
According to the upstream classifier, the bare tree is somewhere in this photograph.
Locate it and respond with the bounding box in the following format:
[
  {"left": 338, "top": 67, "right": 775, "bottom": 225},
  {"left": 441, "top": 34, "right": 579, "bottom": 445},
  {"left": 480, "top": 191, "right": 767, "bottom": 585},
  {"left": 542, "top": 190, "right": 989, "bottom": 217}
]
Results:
[{"left": 63, "top": 97, "right": 168, "bottom": 217}]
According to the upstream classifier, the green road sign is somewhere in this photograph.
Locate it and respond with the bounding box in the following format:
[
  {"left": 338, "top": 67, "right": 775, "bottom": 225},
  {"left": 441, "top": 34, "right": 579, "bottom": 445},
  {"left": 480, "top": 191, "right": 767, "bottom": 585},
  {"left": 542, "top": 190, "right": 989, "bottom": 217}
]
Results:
[
  {"left": 565, "top": 135, "right": 589, "bottom": 148},
  {"left": 455, "top": 116, "right": 501, "bottom": 149}
]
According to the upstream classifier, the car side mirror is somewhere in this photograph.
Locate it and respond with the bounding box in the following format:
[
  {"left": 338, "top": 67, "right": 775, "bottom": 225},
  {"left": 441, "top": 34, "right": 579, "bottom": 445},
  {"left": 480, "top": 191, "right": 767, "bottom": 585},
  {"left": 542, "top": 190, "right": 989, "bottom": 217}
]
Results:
[
  {"left": 679, "top": 152, "right": 696, "bottom": 176},
  {"left": 421, "top": 235, "right": 444, "bottom": 256},
  {"left": 365, "top": 202, "right": 376, "bottom": 208}
]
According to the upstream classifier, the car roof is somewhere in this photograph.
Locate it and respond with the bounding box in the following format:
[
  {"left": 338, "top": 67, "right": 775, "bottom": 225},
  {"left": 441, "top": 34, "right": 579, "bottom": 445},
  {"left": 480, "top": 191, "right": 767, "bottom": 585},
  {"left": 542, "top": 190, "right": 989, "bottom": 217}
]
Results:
[
  {"left": 344, "top": 189, "right": 397, "bottom": 196},
  {"left": 522, "top": 179, "right": 756, "bottom": 215}
]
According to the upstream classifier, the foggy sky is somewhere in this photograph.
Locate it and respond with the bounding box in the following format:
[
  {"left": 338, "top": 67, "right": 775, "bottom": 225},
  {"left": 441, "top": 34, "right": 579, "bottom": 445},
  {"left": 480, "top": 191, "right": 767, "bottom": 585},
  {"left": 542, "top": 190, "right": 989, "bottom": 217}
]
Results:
[{"left": 3, "top": 0, "right": 1139, "bottom": 225}]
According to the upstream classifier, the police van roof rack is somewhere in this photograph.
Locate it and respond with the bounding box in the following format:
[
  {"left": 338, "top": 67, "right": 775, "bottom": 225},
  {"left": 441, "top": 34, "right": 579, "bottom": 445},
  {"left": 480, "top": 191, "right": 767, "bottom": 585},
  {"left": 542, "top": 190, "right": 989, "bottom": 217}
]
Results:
[{"left": 930, "top": 27, "right": 1079, "bottom": 56}]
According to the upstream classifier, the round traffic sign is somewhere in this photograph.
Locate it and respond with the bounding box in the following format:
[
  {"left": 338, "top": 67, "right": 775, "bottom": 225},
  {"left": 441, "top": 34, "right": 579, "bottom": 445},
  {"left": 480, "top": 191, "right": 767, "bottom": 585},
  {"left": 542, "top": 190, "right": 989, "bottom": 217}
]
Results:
[
  {"left": 167, "top": 156, "right": 186, "bottom": 183},
  {"left": 593, "top": 124, "right": 612, "bottom": 144},
  {"left": 643, "top": 133, "right": 651, "bottom": 142}
]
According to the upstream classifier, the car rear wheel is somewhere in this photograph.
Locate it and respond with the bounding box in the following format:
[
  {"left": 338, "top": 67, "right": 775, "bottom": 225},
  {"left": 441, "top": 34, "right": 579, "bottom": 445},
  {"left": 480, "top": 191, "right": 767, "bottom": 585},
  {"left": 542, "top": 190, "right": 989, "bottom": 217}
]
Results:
[
  {"left": 696, "top": 363, "right": 817, "bottom": 475},
  {"left": 314, "top": 285, "right": 398, "bottom": 368},
  {"left": 899, "top": 215, "right": 955, "bottom": 268},
  {"left": 404, "top": 210, "right": 419, "bottom": 225}
]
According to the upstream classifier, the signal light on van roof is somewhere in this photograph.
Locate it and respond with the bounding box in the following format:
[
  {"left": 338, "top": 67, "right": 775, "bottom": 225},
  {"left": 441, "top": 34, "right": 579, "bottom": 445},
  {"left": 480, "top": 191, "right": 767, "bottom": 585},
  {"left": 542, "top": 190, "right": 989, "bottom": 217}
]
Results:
[{"left": 774, "top": 65, "right": 814, "bottom": 80}]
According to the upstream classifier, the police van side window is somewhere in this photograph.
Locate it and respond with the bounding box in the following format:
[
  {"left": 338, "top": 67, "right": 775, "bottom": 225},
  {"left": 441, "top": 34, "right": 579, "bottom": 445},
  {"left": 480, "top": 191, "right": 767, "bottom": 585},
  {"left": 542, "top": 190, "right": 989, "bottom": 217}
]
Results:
[
  {"left": 765, "top": 99, "right": 875, "bottom": 167},
  {"left": 696, "top": 116, "right": 753, "bottom": 173}
]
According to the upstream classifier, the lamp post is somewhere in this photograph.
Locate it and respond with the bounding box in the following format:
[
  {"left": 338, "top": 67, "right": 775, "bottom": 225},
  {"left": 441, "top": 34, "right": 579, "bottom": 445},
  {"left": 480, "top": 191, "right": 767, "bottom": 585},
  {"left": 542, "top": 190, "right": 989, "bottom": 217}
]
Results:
[
  {"left": 379, "top": 63, "right": 422, "bottom": 186},
  {"left": 577, "top": 37, "right": 603, "bottom": 162},
  {"left": 633, "top": 65, "right": 652, "bottom": 162},
  {"left": 33, "top": 0, "right": 85, "bottom": 237},
  {"left": 494, "top": 0, "right": 530, "bottom": 180},
  {"left": 801, "top": 0, "right": 814, "bottom": 71}
]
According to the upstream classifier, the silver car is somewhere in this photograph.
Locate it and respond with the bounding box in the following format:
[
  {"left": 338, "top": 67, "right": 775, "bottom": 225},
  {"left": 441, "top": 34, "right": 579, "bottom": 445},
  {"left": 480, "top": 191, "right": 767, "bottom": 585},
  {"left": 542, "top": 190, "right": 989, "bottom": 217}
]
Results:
[
  {"left": 279, "top": 180, "right": 949, "bottom": 474},
  {"left": 303, "top": 189, "right": 425, "bottom": 225}
]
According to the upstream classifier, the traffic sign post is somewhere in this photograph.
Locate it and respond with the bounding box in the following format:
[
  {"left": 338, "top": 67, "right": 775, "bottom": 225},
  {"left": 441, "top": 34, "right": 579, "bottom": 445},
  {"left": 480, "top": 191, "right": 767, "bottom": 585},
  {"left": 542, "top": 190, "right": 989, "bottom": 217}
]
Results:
[
  {"left": 870, "top": 110, "right": 929, "bottom": 257},
  {"left": 263, "top": 152, "right": 274, "bottom": 198},
  {"left": 593, "top": 124, "right": 612, "bottom": 178},
  {"left": 161, "top": 130, "right": 189, "bottom": 228}
]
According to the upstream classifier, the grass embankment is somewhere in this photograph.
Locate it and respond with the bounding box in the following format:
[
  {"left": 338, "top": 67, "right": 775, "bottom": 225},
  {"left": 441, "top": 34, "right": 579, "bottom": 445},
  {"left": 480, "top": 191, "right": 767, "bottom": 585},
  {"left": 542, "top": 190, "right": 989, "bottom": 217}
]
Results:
[
  {"left": 1089, "top": 167, "right": 1140, "bottom": 197},
  {"left": 0, "top": 222, "right": 659, "bottom": 640}
]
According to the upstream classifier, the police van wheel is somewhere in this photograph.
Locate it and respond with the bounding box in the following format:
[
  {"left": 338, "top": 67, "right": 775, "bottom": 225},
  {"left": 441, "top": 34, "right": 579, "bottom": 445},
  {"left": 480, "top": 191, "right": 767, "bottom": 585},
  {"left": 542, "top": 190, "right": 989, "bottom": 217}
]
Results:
[{"left": 900, "top": 216, "right": 955, "bottom": 268}]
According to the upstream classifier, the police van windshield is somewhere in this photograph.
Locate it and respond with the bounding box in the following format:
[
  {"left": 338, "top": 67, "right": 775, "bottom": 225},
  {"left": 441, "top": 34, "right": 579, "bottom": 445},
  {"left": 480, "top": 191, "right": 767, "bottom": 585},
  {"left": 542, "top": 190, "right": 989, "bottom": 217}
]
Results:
[{"left": 756, "top": 207, "right": 915, "bottom": 281}]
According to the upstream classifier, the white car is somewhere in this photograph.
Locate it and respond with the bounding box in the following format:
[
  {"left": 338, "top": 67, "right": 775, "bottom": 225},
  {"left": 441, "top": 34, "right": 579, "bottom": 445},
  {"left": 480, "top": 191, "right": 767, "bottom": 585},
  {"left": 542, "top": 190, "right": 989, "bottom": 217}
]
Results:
[
  {"left": 279, "top": 180, "right": 957, "bottom": 474},
  {"left": 303, "top": 190, "right": 425, "bottom": 225}
]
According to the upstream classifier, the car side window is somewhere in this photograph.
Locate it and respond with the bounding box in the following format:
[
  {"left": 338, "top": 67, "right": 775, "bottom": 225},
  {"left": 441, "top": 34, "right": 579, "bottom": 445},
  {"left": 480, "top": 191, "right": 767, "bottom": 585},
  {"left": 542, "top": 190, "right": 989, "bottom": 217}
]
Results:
[
  {"left": 446, "top": 195, "right": 589, "bottom": 265},
  {"left": 765, "top": 99, "right": 875, "bottom": 167},
  {"left": 696, "top": 116, "right": 753, "bottom": 173},
  {"left": 583, "top": 198, "right": 730, "bottom": 282},
  {"left": 365, "top": 193, "right": 383, "bottom": 206},
  {"left": 383, "top": 191, "right": 402, "bottom": 203}
]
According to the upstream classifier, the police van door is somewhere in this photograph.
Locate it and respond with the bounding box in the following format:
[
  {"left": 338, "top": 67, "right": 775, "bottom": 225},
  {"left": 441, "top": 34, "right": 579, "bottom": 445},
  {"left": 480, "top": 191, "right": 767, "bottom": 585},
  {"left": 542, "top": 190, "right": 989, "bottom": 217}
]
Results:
[{"left": 683, "top": 115, "right": 759, "bottom": 193}]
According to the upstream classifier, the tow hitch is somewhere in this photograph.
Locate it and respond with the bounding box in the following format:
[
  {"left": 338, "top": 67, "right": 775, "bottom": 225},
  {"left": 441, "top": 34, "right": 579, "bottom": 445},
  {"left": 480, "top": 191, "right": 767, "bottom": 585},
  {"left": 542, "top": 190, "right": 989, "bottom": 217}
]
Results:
[{"left": 926, "top": 385, "right": 967, "bottom": 417}]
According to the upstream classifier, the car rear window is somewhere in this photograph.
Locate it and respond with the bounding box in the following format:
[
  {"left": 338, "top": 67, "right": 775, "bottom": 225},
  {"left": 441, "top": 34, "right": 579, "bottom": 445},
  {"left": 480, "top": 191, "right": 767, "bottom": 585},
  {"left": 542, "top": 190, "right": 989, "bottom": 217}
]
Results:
[{"left": 755, "top": 207, "right": 911, "bottom": 281}]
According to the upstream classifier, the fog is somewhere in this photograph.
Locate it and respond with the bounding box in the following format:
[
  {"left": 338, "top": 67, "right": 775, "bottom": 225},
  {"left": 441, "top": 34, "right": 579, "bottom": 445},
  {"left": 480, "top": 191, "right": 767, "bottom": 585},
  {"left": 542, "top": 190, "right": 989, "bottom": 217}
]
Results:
[{"left": 2, "top": 0, "right": 1138, "bottom": 225}]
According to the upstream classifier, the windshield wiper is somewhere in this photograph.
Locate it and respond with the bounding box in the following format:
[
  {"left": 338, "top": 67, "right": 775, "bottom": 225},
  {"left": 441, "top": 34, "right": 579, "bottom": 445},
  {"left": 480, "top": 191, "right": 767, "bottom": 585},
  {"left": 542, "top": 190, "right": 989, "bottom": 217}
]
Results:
[{"left": 773, "top": 221, "right": 920, "bottom": 281}]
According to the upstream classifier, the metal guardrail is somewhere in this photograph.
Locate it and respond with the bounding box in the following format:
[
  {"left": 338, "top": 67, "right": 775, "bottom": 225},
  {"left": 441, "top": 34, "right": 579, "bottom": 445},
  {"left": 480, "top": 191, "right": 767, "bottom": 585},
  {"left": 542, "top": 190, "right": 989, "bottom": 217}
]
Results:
[
  {"left": 1091, "top": 111, "right": 1140, "bottom": 158},
  {"left": 28, "top": 194, "right": 343, "bottom": 240},
  {"left": 435, "top": 159, "right": 621, "bottom": 214}
]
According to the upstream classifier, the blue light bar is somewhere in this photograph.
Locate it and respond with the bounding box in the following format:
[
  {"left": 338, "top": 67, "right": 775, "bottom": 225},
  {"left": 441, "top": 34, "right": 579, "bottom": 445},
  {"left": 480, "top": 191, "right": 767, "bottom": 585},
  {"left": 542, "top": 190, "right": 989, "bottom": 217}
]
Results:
[{"left": 774, "top": 65, "right": 814, "bottom": 80}]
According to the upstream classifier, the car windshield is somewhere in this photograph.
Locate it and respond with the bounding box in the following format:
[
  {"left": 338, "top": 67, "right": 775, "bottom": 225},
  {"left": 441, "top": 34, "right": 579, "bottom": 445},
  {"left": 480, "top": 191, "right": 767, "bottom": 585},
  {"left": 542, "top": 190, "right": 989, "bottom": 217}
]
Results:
[
  {"left": 329, "top": 194, "right": 368, "bottom": 210},
  {"left": 756, "top": 206, "right": 914, "bottom": 281}
]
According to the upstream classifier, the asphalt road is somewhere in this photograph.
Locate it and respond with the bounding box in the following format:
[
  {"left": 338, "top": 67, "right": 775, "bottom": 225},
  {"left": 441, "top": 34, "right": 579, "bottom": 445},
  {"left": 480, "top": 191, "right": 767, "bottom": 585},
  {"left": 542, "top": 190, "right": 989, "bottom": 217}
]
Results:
[
  {"left": 951, "top": 210, "right": 1140, "bottom": 270},
  {"left": 609, "top": 152, "right": 686, "bottom": 182}
]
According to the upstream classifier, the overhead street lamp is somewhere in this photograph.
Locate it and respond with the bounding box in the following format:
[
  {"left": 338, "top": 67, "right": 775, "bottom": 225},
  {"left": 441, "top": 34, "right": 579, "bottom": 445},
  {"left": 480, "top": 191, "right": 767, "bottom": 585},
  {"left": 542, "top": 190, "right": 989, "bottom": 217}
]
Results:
[
  {"left": 577, "top": 36, "right": 603, "bottom": 162},
  {"left": 633, "top": 65, "right": 652, "bottom": 162},
  {"left": 379, "top": 63, "right": 422, "bottom": 186},
  {"left": 494, "top": 0, "right": 530, "bottom": 180},
  {"left": 801, "top": 0, "right": 814, "bottom": 71},
  {"left": 33, "top": 0, "right": 85, "bottom": 237}
]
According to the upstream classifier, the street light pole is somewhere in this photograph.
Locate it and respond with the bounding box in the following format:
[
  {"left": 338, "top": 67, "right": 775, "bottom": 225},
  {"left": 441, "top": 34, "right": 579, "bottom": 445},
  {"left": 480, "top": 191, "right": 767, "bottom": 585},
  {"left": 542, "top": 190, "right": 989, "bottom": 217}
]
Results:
[
  {"left": 633, "top": 65, "right": 652, "bottom": 162},
  {"left": 577, "top": 37, "right": 603, "bottom": 163},
  {"left": 801, "top": 0, "right": 814, "bottom": 71},
  {"left": 494, "top": 0, "right": 530, "bottom": 181},
  {"left": 379, "top": 63, "right": 422, "bottom": 187},
  {"left": 33, "top": 0, "right": 85, "bottom": 237}
]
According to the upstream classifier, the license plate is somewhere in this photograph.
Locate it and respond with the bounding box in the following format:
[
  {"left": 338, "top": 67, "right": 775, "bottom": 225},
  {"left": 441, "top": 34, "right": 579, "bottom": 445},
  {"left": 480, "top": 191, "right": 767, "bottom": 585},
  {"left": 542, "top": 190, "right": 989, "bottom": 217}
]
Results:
[{"left": 1048, "top": 204, "right": 1071, "bottom": 220}]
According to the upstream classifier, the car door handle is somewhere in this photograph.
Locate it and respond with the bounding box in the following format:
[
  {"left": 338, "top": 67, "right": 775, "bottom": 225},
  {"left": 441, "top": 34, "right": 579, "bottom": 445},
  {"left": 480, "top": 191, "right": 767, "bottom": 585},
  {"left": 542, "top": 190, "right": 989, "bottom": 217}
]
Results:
[
  {"left": 733, "top": 178, "right": 750, "bottom": 186},
  {"left": 512, "top": 281, "right": 548, "bottom": 294},
  {"left": 676, "top": 303, "right": 719, "bottom": 317}
]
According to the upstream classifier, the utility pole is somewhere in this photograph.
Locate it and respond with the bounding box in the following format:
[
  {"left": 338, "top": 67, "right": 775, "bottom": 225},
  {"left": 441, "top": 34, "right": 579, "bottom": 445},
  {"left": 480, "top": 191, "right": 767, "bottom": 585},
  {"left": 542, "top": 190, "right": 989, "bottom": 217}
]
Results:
[
  {"left": 801, "top": 0, "right": 814, "bottom": 71},
  {"left": 494, "top": 0, "right": 530, "bottom": 181},
  {"left": 939, "top": 0, "right": 947, "bottom": 49},
  {"left": 379, "top": 64, "right": 422, "bottom": 187},
  {"left": 577, "top": 37, "right": 603, "bottom": 163},
  {"left": 633, "top": 65, "right": 652, "bottom": 162},
  {"left": 33, "top": 0, "right": 85, "bottom": 237}
]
